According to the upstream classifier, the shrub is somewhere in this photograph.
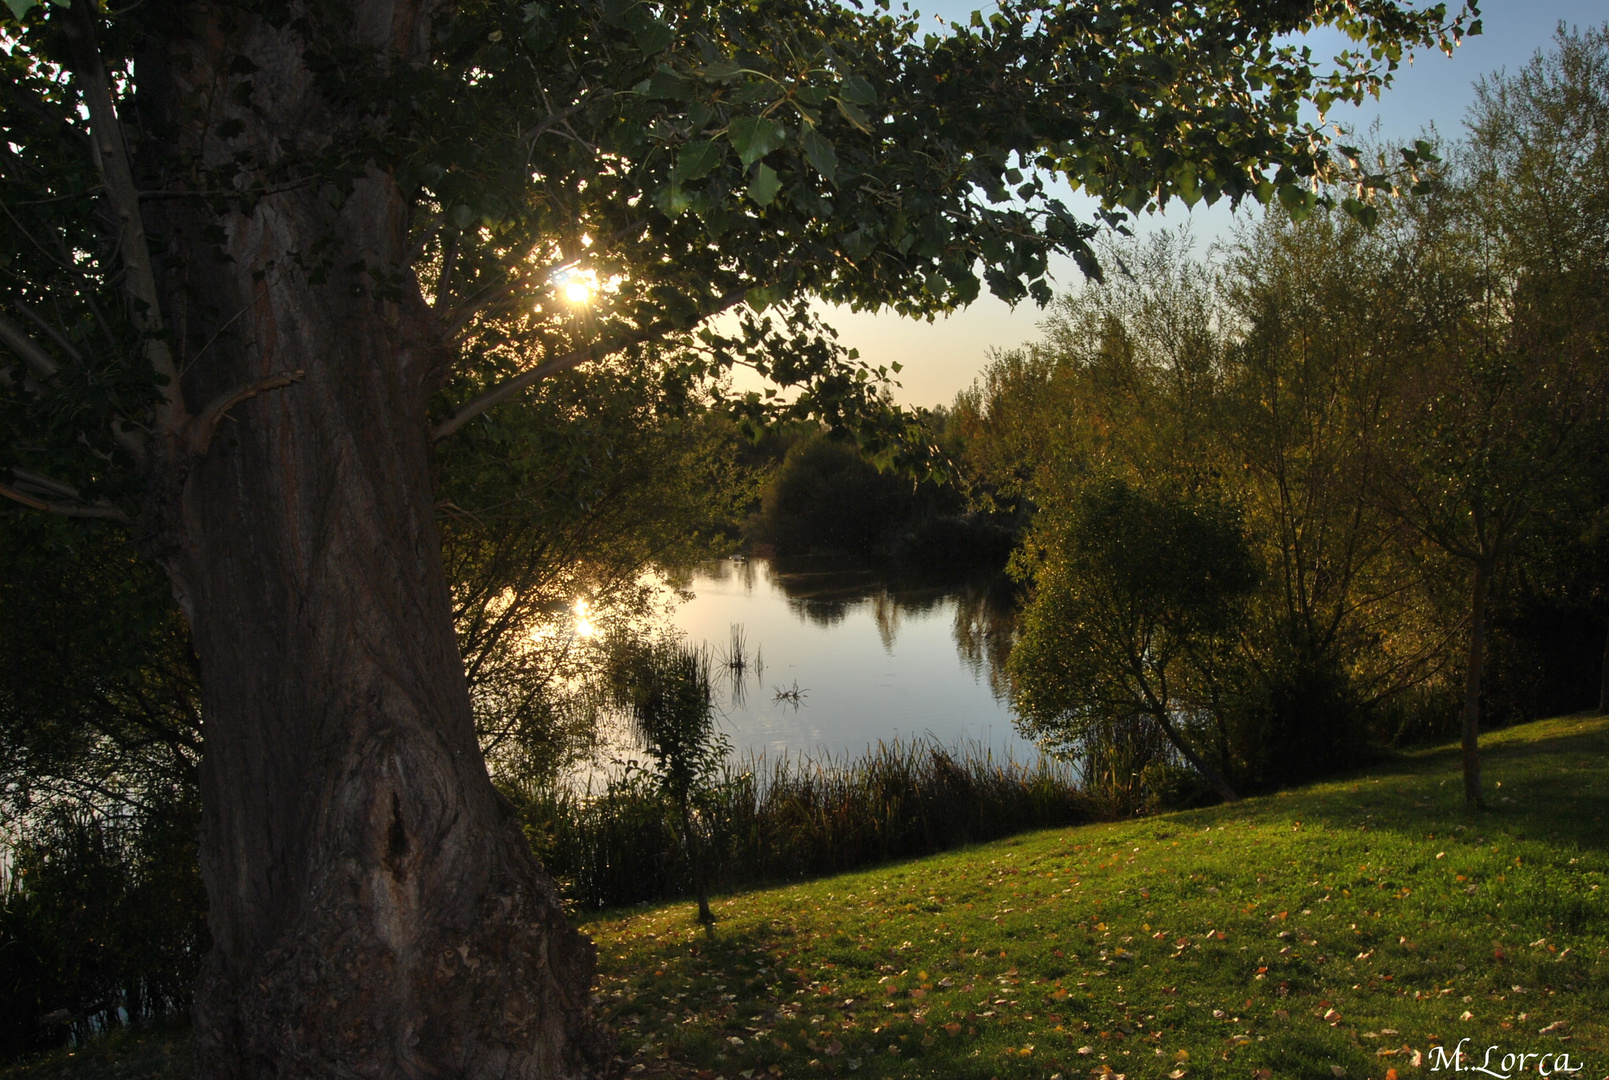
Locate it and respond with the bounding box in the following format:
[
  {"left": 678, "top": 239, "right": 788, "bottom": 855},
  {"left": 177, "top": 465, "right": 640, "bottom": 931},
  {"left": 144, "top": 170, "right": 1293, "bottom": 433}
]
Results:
[
  {"left": 505, "top": 739, "right": 1091, "bottom": 910},
  {"left": 0, "top": 801, "right": 206, "bottom": 1060}
]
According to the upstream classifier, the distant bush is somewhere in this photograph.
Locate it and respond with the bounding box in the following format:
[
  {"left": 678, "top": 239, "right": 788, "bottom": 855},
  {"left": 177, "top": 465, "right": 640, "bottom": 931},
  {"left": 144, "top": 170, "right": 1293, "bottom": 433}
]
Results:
[
  {"left": 1223, "top": 653, "right": 1371, "bottom": 790},
  {"left": 748, "top": 434, "right": 918, "bottom": 556},
  {"left": 505, "top": 739, "right": 1092, "bottom": 910},
  {"left": 0, "top": 802, "right": 206, "bottom": 1060},
  {"left": 746, "top": 433, "right": 1012, "bottom": 571}
]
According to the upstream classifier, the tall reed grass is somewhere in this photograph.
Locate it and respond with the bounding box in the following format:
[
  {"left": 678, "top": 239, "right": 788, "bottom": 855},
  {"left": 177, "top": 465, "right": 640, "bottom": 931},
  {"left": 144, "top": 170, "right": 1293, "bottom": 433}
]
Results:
[{"left": 501, "top": 738, "right": 1091, "bottom": 910}]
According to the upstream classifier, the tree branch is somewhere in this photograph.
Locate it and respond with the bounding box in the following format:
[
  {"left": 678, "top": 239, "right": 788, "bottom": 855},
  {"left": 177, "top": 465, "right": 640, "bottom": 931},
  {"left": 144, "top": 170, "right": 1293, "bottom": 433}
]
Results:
[
  {"left": 9, "top": 466, "right": 82, "bottom": 501},
  {"left": 0, "top": 477, "right": 131, "bottom": 523},
  {"left": 520, "top": 92, "right": 612, "bottom": 145},
  {"left": 0, "top": 311, "right": 60, "bottom": 380},
  {"left": 437, "top": 223, "right": 641, "bottom": 336},
  {"left": 432, "top": 290, "right": 747, "bottom": 441},
  {"left": 187, "top": 371, "right": 305, "bottom": 458},
  {"left": 62, "top": 2, "right": 187, "bottom": 436}
]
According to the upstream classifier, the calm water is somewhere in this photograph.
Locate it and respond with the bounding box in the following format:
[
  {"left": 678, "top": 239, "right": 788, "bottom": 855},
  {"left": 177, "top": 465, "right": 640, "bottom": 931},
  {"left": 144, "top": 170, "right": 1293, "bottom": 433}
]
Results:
[{"left": 662, "top": 557, "right": 1030, "bottom": 761}]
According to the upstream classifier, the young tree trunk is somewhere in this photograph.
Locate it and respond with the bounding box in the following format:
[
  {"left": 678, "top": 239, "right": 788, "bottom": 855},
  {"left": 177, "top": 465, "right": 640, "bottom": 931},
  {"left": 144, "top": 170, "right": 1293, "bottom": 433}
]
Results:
[
  {"left": 680, "top": 799, "right": 715, "bottom": 925},
  {"left": 1461, "top": 561, "right": 1491, "bottom": 809},
  {"left": 134, "top": 9, "right": 609, "bottom": 1077},
  {"left": 1153, "top": 712, "right": 1240, "bottom": 803},
  {"left": 1598, "top": 619, "right": 1609, "bottom": 715}
]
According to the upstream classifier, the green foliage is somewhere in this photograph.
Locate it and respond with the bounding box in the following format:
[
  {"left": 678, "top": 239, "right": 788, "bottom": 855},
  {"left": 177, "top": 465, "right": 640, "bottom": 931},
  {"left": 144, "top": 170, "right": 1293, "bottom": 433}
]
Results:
[
  {"left": 0, "top": 803, "right": 206, "bottom": 1059},
  {"left": 604, "top": 635, "right": 730, "bottom": 806},
  {"left": 1010, "top": 479, "right": 1257, "bottom": 786},
  {"left": 602, "top": 633, "right": 731, "bottom": 920},
  {"left": 748, "top": 432, "right": 936, "bottom": 556},
  {"left": 745, "top": 428, "right": 1014, "bottom": 570},
  {"left": 0, "top": 512, "right": 200, "bottom": 827},
  {"left": 439, "top": 361, "right": 752, "bottom": 782},
  {"left": 1, "top": 0, "right": 1478, "bottom": 518},
  {"left": 958, "top": 23, "right": 1609, "bottom": 789},
  {"left": 505, "top": 739, "right": 1089, "bottom": 910}
]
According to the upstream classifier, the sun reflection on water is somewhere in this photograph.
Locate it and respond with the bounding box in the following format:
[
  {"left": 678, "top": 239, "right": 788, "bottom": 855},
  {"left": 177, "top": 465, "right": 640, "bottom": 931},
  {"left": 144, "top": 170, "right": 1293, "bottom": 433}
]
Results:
[{"left": 573, "top": 598, "right": 598, "bottom": 639}]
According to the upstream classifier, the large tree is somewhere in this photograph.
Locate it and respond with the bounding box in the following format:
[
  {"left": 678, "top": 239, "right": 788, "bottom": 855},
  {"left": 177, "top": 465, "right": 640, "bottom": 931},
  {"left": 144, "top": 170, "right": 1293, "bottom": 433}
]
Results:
[{"left": 0, "top": 0, "right": 1474, "bottom": 1075}]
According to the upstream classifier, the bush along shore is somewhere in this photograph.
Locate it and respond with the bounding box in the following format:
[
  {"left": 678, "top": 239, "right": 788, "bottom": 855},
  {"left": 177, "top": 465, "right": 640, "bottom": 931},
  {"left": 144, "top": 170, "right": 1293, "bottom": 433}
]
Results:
[{"left": 504, "top": 738, "right": 1095, "bottom": 911}]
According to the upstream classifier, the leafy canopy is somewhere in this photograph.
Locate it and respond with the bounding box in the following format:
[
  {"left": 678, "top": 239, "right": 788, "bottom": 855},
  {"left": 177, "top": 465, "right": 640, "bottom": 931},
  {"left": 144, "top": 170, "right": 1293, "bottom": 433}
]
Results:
[{"left": 0, "top": 0, "right": 1476, "bottom": 518}]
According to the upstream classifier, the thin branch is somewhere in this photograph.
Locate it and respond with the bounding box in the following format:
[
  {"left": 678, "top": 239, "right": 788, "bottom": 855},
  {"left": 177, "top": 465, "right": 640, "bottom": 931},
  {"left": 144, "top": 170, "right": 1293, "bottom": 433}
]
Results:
[
  {"left": 438, "top": 223, "right": 641, "bottom": 336},
  {"left": 188, "top": 371, "right": 305, "bottom": 458},
  {"left": 9, "top": 466, "right": 83, "bottom": 501},
  {"left": 0, "top": 311, "right": 60, "bottom": 380},
  {"left": 62, "top": 2, "right": 187, "bottom": 436},
  {"left": 432, "top": 290, "right": 747, "bottom": 442},
  {"left": 520, "top": 92, "right": 613, "bottom": 144},
  {"left": 11, "top": 300, "right": 83, "bottom": 364},
  {"left": 0, "top": 480, "right": 131, "bottom": 523},
  {"left": 434, "top": 231, "right": 460, "bottom": 314}
]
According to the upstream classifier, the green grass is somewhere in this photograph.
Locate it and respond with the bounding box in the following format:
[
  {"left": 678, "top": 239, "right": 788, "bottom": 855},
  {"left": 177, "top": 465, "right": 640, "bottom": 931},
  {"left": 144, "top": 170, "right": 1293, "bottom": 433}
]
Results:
[
  {"left": 586, "top": 714, "right": 1609, "bottom": 1080},
  {"left": 6, "top": 714, "right": 1606, "bottom": 1079}
]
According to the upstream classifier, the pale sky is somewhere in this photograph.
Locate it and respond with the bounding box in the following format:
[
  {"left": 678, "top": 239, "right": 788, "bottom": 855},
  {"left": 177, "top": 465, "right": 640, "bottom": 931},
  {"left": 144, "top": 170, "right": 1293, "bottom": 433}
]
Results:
[{"left": 813, "top": 0, "right": 1609, "bottom": 409}]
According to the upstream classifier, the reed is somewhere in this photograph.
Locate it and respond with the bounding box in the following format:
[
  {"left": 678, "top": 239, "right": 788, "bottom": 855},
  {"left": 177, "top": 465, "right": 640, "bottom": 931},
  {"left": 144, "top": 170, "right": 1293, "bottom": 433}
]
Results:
[{"left": 502, "top": 737, "right": 1092, "bottom": 911}]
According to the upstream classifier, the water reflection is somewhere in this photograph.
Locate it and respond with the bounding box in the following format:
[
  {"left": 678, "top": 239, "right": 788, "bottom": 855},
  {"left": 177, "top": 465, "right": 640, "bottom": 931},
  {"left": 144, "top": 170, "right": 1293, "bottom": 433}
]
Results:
[
  {"left": 951, "top": 577, "right": 1019, "bottom": 702},
  {"left": 665, "top": 556, "right": 1027, "bottom": 761}
]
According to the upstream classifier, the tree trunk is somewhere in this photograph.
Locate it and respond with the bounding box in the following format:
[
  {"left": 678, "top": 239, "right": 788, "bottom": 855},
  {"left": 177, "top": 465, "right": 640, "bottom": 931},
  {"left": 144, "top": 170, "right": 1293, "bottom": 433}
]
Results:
[
  {"left": 680, "top": 799, "right": 715, "bottom": 925},
  {"left": 1598, "top": 619, "right": 1609, "bottom": 715},
  {"left": 1153, "top": 712, "right": 1240, "bottom": 803},
  {"left": 134, "top": 8, "right": 608, "bottom": 1077},
  {"left": 1461, "top": 561, "right": 1491, "bottom": 809}
]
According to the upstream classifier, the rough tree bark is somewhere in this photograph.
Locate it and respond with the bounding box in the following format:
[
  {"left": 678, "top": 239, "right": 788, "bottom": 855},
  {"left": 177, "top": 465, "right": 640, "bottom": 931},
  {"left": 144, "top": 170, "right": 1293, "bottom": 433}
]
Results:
[
  {"left": 110, "top": 4, "right": 610, "bottom": 1076},
  {"left": 1460, "top": 560, "right": 1490, "bottom": 809},
  {"left": 1598, "top": 621, "right": 1609, "bottom": 715}
]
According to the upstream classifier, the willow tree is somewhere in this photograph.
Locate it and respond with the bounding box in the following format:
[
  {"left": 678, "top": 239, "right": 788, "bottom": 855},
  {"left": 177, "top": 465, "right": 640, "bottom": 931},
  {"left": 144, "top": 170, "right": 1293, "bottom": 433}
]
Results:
[{"left": 0, "top": 0, "right": 1474, "bottom": 1074}]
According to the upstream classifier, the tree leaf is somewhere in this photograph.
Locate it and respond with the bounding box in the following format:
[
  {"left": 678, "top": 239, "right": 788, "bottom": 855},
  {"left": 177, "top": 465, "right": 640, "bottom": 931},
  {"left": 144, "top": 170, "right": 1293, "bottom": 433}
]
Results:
[
  {"left": 2, "top": 0, "right": 36, "bottom": 18},
  {"left": 655, "top": 183, "right": 692, "bottom": 217},
  {"left": 748, "top": 163, "right": 782, "bottom": 206},
  {"left": 801, "top": 129, "right": 837, "bottom": 182},
  {"left": 728, "top": 116, "right": 787, "bottom": 167},
  {"left": 675, "top": 140, "right": 724, "bottom": 182},
  {"left": 835, "top": 97, "right": 872, "bottom": 133},
  {"left": 838, "top": 75, "right": 877, "bottom": 106},
  {"left": 633, "top": 20, "right": 672, "bottom": 53},
  {"left": 647, "top": 70, "right": 693, "bottom": 101}
]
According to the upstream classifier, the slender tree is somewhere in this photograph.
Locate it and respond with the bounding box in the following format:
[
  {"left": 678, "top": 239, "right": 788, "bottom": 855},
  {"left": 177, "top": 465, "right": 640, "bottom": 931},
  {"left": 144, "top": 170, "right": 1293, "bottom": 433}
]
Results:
[
  {"left": 1375, "top": 28, "right": 1607, "bottom": 807},
  {"left": 0, "top": 0, "right": 1475, "bottom": 1073}
]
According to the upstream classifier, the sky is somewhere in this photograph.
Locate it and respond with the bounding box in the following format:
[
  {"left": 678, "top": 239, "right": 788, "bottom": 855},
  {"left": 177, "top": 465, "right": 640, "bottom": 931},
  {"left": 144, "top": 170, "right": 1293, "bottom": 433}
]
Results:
[{"left": 807, "top": 0, "right": 1609, "bottom": 409}]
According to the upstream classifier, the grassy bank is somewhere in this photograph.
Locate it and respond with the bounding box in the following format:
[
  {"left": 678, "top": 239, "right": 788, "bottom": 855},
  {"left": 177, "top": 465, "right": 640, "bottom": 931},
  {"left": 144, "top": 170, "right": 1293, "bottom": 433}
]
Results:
[
  {"left": 587, "top": 714, "right": 1608, "bottom": 1080},
  {"left": 6, "top": 714, "right": 1606, "bottom": 1079}
]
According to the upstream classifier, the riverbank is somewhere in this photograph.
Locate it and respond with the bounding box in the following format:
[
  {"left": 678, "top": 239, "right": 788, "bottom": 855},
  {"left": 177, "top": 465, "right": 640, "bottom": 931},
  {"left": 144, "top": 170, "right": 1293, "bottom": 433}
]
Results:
[
  {"left": 6, "top": 713, "right": 1606, "bottom": 1079},
  {"left": 586, "top": 713, "right": 1608, "bottom": 1079}
]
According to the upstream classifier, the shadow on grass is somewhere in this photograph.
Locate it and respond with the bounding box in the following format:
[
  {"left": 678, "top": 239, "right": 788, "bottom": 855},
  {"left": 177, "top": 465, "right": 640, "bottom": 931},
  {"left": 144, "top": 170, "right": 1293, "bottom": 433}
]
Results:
[{"left": 1152, "top": 713, "right": 1609, "bottom": 854}]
